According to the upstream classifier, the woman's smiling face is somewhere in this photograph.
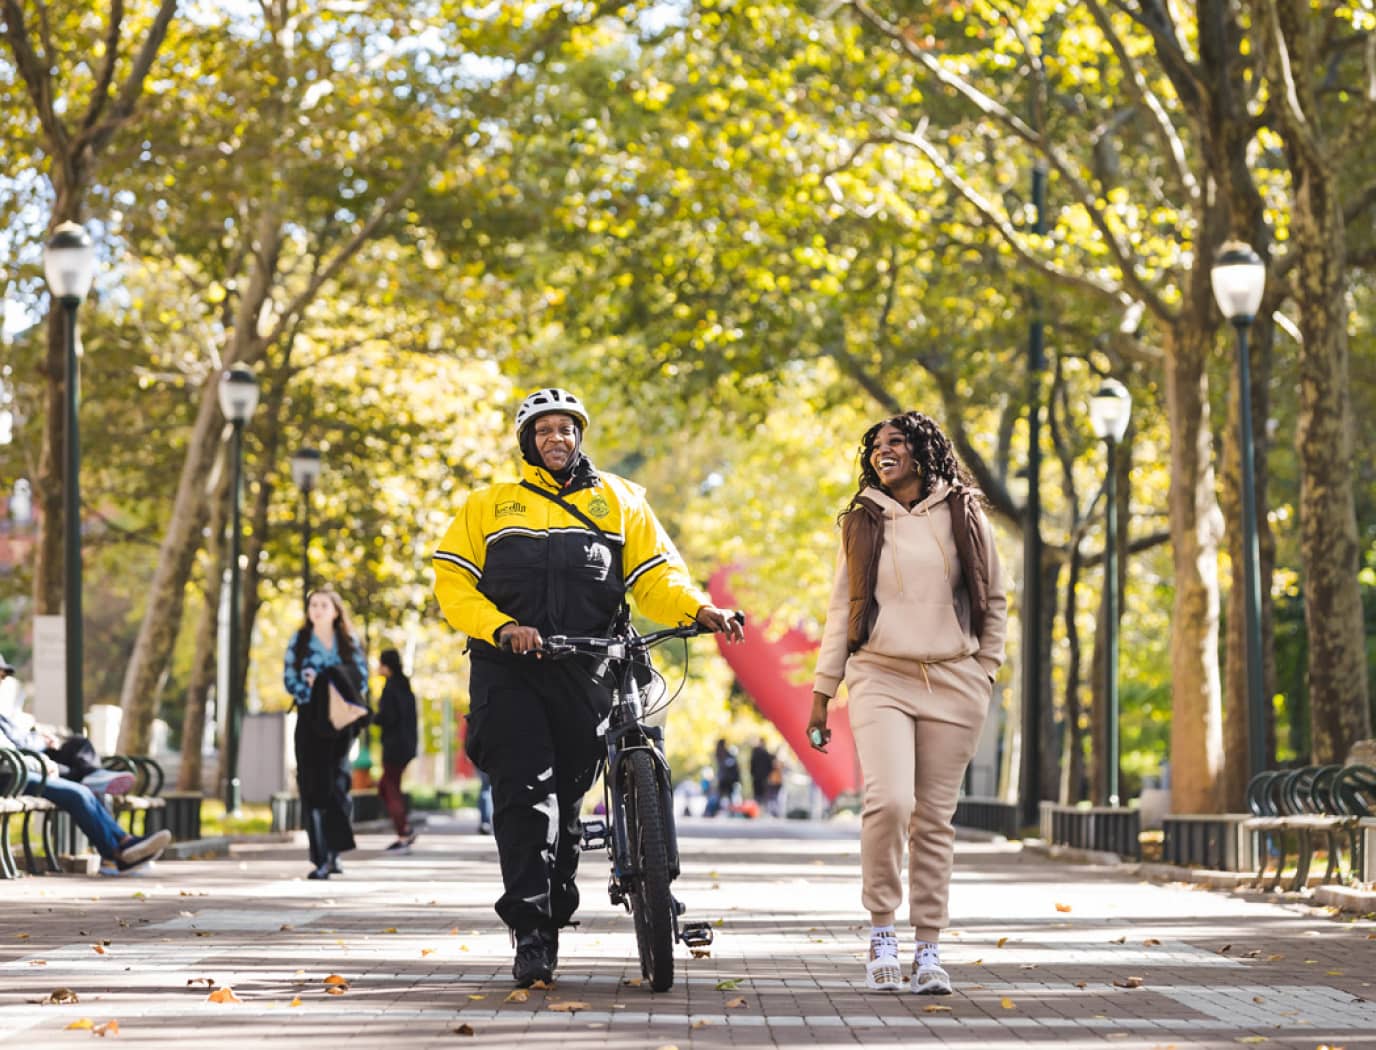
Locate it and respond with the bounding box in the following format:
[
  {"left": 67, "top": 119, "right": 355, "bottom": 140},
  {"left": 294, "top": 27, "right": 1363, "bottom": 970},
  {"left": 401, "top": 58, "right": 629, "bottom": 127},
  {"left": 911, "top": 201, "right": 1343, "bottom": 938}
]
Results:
[{"left": 870, "top": 423, "right": 918, "bottom": 489}]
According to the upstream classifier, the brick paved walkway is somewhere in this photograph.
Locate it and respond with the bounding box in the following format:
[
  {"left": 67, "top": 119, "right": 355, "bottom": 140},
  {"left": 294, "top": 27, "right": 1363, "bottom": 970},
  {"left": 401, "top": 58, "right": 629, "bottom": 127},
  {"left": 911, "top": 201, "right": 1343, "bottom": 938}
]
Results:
[{"left": 1, "top": 815, "right": 1373, "bottom": 1048}]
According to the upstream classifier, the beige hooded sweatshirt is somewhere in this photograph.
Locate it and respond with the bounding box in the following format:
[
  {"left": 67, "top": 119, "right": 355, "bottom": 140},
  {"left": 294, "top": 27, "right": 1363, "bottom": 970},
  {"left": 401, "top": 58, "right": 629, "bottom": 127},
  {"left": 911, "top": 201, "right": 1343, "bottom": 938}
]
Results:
[{"left": 813, "top": 482, "right": 1008, "bottom": 698}]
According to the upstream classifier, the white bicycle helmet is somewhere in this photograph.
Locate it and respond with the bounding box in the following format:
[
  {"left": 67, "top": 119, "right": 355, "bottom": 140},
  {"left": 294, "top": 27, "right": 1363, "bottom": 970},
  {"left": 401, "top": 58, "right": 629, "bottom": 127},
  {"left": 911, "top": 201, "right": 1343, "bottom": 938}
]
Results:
[{"left": 514, "top": 388, "right": 591, "bottom": 435}]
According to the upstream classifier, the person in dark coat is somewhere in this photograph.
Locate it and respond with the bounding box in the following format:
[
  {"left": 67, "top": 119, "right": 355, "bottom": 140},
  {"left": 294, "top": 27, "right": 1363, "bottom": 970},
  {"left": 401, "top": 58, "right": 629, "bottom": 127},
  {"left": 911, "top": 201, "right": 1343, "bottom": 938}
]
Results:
[
  {"left": 283, "top": 589, "right": 370, "bottom": 880},
  {"left": 375, "top": 648, "right": 419, "bottom": 852}
]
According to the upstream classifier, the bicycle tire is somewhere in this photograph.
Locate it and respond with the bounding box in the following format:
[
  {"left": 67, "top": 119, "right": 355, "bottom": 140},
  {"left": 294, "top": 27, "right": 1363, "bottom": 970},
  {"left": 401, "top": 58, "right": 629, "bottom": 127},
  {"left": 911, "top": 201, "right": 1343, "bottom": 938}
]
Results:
[{"left": 624, "top": 748, "right": 676, "bottom": 991}]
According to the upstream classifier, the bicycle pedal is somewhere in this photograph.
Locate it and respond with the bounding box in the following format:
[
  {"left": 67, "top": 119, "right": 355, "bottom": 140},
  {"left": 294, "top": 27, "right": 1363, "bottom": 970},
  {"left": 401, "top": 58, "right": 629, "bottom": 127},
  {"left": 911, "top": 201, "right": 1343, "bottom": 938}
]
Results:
[
  {"left": 607, "top": 875, "right": 626, "bottom": 907},
  {"left": 579, "top": 817, "right": 608, "bottom": 851},
  {"left": 678, "top": 922, "right": 714, "bottom": 948}
]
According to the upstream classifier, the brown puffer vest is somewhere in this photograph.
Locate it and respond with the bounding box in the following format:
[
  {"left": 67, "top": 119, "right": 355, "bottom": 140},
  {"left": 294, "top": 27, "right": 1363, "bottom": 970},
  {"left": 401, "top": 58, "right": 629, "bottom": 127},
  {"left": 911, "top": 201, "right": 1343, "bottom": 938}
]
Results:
[{"left": 843, "top": 486, "right": 991, "bottom": 653}]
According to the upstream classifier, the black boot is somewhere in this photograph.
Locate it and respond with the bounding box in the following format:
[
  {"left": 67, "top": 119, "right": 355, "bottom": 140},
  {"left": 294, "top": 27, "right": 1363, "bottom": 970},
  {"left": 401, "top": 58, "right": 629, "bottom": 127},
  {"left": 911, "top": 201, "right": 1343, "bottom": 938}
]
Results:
[
  {"left": 512, "top": 930, "right": 553, "bottom": 987},
  {"left": 542, "top": 927, "right": 560, "bottom": 970},
  {"left": 306, "top": 862, "right": 331, "bottom": 880},
  {"left": 327, "top": 853, "right": 342, "bottom": 875}
]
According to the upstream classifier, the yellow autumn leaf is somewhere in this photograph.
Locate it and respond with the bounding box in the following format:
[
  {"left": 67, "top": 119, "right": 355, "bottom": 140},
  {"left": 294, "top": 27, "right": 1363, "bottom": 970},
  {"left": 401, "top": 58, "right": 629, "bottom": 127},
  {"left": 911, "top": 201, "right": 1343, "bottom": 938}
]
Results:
[
  {"left": 16, "top": 933, "right": 29, "bottom": 939},
  {"left": 691, "top": 1019, "right": 712, "bottom": 1029},
  {"left": 421, "top": 948, "right": 436, "bottom": 957},
  {"left": 94, "top": 1020, "right": 120, "bottom": 1036},
  {"left": 505, "top": 989, "right": 530, "bottom": 1003},
  {"left": 92, "top": 945, "right": 107, "bottom": 955},
  {"left": 923, "top": 1004, "right": 952, "bottom": 1013},
  {"left": 207, "top": 987, "right": 241, "bottom": 1003},
  {"left": 467, "top": 994, "right": 486, "bottom": 1001},
  {"left": 1237, "top": 1038, "right": 1267, "bottom": 1045},
  {"left": 1055, "top": 902, "right": 1072, "bottom": 913},
  {"left": 323, "top": 974, "right": 348, "bottom": 985},
  {"left": 288, "top": 998, "right": 302, "bottom": 1007},
  {"left": 65, "top": 1019, "right": 94, "bottom": 1030},
  {"left": 725, "top": 997, "right": 747, "bottom": 1008},
  {"left": 996, "top": 937, "right": 1009, "bottom": 947},
  {"left": 1000, "top": 997, "right": 1016, "bottom": 1010},
  {"left": 548, "top": 1001, "right": 590, "bottom": 1012},
  {"left": 383, "top": 927, "right": 399, "bottom": 934}
]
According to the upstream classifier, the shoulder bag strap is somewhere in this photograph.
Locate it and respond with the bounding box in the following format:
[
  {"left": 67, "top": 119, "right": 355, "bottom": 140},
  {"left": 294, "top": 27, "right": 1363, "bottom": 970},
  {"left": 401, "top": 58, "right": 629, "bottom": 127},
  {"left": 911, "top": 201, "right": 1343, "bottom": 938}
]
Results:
[{"left": 519, "top": 480, "right": 614, "bottom": 543}]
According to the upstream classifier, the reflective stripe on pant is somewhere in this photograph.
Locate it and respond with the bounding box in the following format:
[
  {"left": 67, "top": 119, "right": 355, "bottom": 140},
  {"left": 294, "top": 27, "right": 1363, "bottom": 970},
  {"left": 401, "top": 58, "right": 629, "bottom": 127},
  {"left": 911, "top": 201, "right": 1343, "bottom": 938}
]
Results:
[{"left": 466, "top": 656, "right": 608, "bottom": 933}]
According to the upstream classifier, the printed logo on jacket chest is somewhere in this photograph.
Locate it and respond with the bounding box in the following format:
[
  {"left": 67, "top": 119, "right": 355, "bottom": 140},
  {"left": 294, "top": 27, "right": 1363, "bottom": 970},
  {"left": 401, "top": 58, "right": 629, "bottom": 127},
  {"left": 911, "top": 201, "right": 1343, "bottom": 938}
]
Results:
[
  {"left": 495, "top": 500, "right": 525, "bottom": 519},
  {"left": 584, "top": 541, "right": 612, "bottom": 581},
  {"left": 587, "top": 495, "right": 610, "bottom": 518}
]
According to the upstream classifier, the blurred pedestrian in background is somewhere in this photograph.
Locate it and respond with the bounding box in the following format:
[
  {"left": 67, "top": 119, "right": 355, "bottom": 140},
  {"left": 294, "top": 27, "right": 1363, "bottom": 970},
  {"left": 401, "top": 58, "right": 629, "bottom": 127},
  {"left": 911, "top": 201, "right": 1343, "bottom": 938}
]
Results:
[{"left": 375, "top": 648, "right": 419, "bottom": 854}]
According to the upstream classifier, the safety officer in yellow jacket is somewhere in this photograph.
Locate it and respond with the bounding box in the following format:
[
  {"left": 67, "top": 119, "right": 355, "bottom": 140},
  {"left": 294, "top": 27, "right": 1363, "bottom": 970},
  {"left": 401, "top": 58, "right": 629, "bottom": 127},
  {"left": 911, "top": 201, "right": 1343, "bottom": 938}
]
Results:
[{"left": 433, "top": 387, "right": 743, "bottom": 987}]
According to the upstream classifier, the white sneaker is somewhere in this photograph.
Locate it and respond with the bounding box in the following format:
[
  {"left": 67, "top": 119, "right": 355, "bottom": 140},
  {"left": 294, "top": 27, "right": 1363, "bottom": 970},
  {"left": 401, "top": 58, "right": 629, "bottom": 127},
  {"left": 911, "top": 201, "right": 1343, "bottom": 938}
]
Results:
[
  {"left": 911, "top": 959, "right": 952, "bottom": 995},
  {"left": 865, "top": 930, "right": 902, "bottom": 991}
]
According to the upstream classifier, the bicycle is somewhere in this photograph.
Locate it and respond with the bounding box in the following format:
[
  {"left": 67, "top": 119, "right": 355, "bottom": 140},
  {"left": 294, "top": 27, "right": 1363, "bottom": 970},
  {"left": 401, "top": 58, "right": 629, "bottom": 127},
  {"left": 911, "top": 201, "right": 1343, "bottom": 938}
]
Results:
[{"left": 531, "top": 613, "right": 743, "bottom": 991}]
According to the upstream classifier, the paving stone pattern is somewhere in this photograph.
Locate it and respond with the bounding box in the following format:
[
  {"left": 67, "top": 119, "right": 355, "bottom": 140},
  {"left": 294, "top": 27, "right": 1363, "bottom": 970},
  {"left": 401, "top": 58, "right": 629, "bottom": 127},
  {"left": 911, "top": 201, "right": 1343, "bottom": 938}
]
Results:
[{"left": 1, "top": 816, "right": 1373, "bottom": 1048}]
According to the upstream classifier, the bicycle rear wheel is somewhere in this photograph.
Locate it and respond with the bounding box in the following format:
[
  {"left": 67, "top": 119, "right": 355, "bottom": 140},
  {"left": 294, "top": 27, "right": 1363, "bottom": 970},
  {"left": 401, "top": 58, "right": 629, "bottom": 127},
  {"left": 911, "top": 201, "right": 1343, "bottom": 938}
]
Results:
[{"left": 623, "top": 748, "right": 676, "bottom": 991}]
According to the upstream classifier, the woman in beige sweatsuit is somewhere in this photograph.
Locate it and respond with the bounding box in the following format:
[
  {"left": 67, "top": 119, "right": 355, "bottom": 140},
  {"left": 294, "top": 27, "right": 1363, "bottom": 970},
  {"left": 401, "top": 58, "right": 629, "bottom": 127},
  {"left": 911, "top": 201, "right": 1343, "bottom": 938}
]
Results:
[{"left": 808, "top": 411, "right": 1007, "bottom": 995}]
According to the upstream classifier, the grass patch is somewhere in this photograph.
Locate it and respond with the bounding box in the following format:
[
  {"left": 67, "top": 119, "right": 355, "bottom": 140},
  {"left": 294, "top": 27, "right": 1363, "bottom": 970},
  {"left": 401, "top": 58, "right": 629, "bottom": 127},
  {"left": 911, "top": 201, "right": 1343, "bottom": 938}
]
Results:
[{"left": 199, "top": 799, "right": 274, "bottom": 837}]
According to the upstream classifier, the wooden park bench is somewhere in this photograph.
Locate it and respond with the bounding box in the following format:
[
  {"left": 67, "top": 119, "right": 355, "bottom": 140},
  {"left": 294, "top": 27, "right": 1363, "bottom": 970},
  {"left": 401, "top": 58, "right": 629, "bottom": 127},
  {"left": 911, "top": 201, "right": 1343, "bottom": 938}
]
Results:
[
  {"left": 1244, "top": 764, "right": 1375, "bottom": 891},
  {"left": 0, "top": 747, "right": 60, "bottom": 878}
]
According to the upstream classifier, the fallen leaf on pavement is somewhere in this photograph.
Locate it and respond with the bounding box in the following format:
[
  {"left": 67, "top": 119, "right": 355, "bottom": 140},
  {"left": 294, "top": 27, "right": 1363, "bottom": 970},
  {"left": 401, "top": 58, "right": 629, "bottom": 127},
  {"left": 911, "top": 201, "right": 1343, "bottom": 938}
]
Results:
[
  {"left": 725, "top": 997, "right": 747, "bottom": 1009},
  {"left": 1244, "top": 949, "right": 1262, "bottom": 958},
  {"left": 454, "top": 1024, "right": 475, "bottom": 1036},
  {"left": 421, "top": 948, "right": 436, "bottom": 957},
  {"left": 1267, "top": 954, "right": 1284, "bottom": 961},
  {"left": 207, "top": 987, "right": 241, "bottom": 1003},
  {"left": 94, "top": 1020, "right": 119, "bottom": 1037},
  {"left": 691, "top": 1019, "right": 712, "bottom": 1029},
  {"left": 996, "top": 936, "right": 1009, "bottom": 947},
  {"left": 91, "top": 945, "right": 107, "bottom": 955},
  {"left": 279, "top": 924, "right": 294, "bottom": 932},
  {"left": 1327, "top": 971, "right": 1344, "bottom": 976},
  {"left": 1000, "top": 997, "right": 1016, "bottom": 1010},
  {"left": 714, "top": 979, "right": 740, "bottom": 990},
  {"left": 383, "top": 927, "right": 399, "bottom": 934},
  {"left": 548, "top": 1001, "right": 589, "bottom": 1012},
  {"left": 530, "top": 980, "right": 551, "bottom": 990},
  {"left": 186, "top": 978, "right": 215, "bottom": 988},
  {"left": 690, "top": 949, "right": 711, "bottom": 958},
  {"left": 1236, "top": 1038, "right": 1267, "bottom": 1044},
  {"left": 29, "top": 960, "right": 47, "bottom": 966},
  {"left": 1114, "top": 976, "right": 1145, "bottom": 989},
  {"left": 65, "top": 1019, "right": 94, "bottom": 1030},
  {"left": 449, "top": 927, "right": 460, "bottom": 935},
  {"left": 1218, "top": 945, "right": 1232, "bottom": 954},
  {"left": 288, "top": 998, "right": 302, "bottom": 1007},
  {"left": 323, "top": 975, "right": 348, "bottom": 985},
  {"left": 1144, "top": 938, "right": 1162, "bottom": 946},
  {"left": 973, "top": 958, "right": 983, "bottom": 966},
  {"left": 1110, "top": 935, "right": 1127, "bottom": 945},
  {"left": 16, "top": 933, "right": 29, "bottom": 939},
  {"left": 922, "top": 1004, "right": 951, "bottom": 1013},
  {"left": 1055, "top": 902, "right": 1072, "bottom": 913},
  {"left": 1075, "top": 981, "right": 1088, "bottom": 989},
  {"left": 42, "top": 988, "right": 79, "bottom": 1004},
  {"left": 467, "top": 994, "right": 486, "bottom": 1001},
  {"left": 505, "top": 990, "right": 529, "bottom": 1003},
  {"left": 1252, "top": 997, "right": 1264, "bottom": 1004},
  {"left": 624, "top": 978, "right": 643, "bottom": 987},
  {"left": 326, "top": 985, "right": 347, "bottom": 996}
]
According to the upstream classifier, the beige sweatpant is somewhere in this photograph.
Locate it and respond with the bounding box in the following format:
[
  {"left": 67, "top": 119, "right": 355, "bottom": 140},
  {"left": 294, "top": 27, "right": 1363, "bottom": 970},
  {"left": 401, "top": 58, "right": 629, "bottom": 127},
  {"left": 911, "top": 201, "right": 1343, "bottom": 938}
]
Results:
[{"left": 846, "top": 650, "right": 991, "bottom": 942}]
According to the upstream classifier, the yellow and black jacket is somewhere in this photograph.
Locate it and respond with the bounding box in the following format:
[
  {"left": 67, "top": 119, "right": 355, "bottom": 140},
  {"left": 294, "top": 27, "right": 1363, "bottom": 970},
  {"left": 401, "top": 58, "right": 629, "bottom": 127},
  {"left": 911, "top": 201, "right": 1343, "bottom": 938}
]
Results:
[{"left": 433, "top": 459, "right": 709, "bottom": 657}]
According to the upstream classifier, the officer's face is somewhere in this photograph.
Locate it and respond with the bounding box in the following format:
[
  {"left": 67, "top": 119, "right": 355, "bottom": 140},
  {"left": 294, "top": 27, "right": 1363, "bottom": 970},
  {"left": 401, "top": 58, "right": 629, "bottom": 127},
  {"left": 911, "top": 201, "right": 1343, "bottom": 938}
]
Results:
[{"left": 533, "top": 413, "right": 580, "bottom": 472}]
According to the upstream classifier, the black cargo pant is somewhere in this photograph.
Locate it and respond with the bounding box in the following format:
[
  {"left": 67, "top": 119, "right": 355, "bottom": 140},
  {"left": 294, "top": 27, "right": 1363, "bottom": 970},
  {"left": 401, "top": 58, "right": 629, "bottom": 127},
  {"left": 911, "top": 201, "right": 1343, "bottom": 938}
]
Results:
[{"left": 465, "top": 655, "right": 609, "bottom": 934}]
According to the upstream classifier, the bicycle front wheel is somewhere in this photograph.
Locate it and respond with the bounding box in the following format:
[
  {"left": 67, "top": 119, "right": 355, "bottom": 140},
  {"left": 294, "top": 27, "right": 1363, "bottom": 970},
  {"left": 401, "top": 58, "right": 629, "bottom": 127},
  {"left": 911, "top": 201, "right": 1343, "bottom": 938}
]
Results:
[{"left": 623, "top": 748, "right": 676, "bottom": 991}]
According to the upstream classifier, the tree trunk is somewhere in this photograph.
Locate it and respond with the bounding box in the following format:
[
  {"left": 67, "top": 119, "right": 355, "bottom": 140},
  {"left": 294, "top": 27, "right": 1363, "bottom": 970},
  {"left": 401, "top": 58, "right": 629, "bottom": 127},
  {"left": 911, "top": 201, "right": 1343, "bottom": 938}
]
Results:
[
  {"left": 1163, "top": 323, "right": 1226, "bottom": 813},
  {"left": 1063, "top": 543, "right": 1085, "bottom": 804},
  {"left": 1263, "top": 0, "right": 1373, "bottom": 761},
  {"left": 1289, "top": 189, "right": 1372, "bottom": 760},
  {"left": 116, "top": 213, "right": 281, "bottom": 753},
  {"left": 176, "top": 458, "right": 232, "bottom": 793}
]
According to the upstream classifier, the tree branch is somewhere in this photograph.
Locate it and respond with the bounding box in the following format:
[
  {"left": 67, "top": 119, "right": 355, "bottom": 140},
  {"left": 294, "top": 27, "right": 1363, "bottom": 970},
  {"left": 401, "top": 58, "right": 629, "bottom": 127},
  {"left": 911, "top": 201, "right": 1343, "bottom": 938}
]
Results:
[
  {"left": 1083, "top": 0, "right": 1200, "bottom": 205},
  {"left": 1, "top": 0, "right": 70, "bottom": 156},
  {"left": 83, "top": 0, "right": 125, "bottom": 133}
]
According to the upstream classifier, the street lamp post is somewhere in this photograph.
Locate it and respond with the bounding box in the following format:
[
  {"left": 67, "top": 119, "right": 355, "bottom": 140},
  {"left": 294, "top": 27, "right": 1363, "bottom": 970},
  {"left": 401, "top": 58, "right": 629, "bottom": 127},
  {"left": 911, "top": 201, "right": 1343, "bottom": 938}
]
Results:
[
  {"left": 43, "top": 222, "right": 97, "bottom": 735},
  {"left": 218, "top": 366, "right": 260, "bottom": 814},
  {"left": 289, "top": 448, "right": 323, "bottom": 618},
  {"left": 1019, "top": 160, "right": 1048, "bottom": 829},
  {"left": 1210, "top": 242, "right": 1269, "bottom": 785},
  {"left": 1088, "top": 379, "right": 1132, "bottom": 806}
]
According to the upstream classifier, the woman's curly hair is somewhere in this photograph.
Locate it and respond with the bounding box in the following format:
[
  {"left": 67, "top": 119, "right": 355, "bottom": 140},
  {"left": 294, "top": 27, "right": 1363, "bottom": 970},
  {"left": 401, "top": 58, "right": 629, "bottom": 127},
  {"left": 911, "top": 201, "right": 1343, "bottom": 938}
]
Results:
[{"left": 843, "top": 411, "right": 977, "bottom": 517}]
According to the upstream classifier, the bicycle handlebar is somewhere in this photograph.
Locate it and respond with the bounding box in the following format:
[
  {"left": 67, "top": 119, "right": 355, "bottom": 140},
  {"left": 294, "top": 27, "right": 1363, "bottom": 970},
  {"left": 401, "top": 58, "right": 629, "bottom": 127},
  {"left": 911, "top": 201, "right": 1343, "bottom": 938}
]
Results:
[{"left": 504, "top": 611, "right": 746, "bottom": 658}]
